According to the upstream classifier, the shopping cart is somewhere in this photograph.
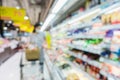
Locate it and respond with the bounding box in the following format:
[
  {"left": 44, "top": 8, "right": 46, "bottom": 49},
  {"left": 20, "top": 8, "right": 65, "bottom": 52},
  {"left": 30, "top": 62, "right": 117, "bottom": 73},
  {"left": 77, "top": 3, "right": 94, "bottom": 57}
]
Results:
[{"left": 20, "top": 53, "right": 44, "bottom": 80}]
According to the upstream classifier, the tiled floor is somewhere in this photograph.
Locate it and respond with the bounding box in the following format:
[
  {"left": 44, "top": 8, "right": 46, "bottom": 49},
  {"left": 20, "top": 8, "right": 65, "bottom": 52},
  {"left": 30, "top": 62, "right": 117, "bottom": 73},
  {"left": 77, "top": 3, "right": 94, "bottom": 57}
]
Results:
[
  {"left": 0, "top": 51, "right": 50, "bottom": 80},
  {"left": 0, "top": 52, "right": 22, "bottom": 80}
]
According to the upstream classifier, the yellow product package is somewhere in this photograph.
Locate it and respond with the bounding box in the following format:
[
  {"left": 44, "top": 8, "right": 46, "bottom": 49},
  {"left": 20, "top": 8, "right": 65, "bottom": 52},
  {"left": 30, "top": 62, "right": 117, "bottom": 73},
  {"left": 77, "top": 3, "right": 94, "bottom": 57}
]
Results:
[{"left": 45, "top": 32, "right": 51, "bottom": 49}]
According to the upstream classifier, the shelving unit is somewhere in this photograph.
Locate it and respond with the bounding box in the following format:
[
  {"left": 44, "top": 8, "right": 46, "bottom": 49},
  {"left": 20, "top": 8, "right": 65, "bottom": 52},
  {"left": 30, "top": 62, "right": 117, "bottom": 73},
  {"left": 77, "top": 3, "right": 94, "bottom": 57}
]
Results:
[
  {"left": 64, "top": 49, "right": 120, "bottom": 80},
  {"left": 47, "top": 0, "right": 120, "bottom": 80},
  {"left": 50, "top": 1, "right": 120, "bottom": 33}
]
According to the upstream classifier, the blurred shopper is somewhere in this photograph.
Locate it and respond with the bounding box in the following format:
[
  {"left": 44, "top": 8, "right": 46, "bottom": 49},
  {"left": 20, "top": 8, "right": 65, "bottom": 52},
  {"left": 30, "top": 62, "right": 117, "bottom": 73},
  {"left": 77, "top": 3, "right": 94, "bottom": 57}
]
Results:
[{"left": 29, "top": 24, "right": 45, "bottom": 73}]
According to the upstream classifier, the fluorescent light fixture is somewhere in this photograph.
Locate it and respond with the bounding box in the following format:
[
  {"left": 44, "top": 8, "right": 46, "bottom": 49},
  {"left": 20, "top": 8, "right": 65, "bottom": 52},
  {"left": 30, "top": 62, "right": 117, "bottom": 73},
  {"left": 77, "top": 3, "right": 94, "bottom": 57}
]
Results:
[
  {"left": 105, "top": 7, "right": 120, "bottom": 14},
  {"left": 24, "top": 16, "right": 29, "bottom": 20},
  {"left": 68, "top": 8, "right": 101, "bottom": 24},
  {"left": 40, "top": 22, "right": 43, "bottom": 25},
  {"left": 8, "top": 21, "right": 12, "bottom": 24},
  {"left": 62, "top": 0, "right": 78, "bottom": 12},
  {"left": 40, "top": 0, "right": 69, "bottom": 31},
  {"left": 16, "top": 6, "right": 20, "bottom": 9},
  {"left": 16, "top": 28, "right": 19, "bottom": 31},
  {"left": 4, "top": 27, "right": 7, "bottom": 30},
  {"left": 41, "top": 14, "right": 56, "bottom": 31},
  {"left": 51, "top": 0, "right": 69, "bottom": 13}
]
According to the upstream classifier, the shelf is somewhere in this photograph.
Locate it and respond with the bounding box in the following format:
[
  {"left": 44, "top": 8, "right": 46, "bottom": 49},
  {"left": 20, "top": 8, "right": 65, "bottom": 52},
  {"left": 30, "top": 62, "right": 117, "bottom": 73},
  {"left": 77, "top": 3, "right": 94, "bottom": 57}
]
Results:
[
  {"left": 66, "top": 34, "right": 104, "bottom": 39},
  {"left": 100, "top": 57, "right": 120, "bottom": 68},
  {"left": 91, "top": 24, "right": 120, "bottom": 32},
  {"left": 67, "top": 44, "right": 120, "bottom": 68},
  {"left": 64, "top": 50, "right": 102, "bottom": 68},
  {"left": 100, "top": 70, "right": 120, "bottom": 80},
  {"left": 68, "top": 43, "right": 102, "bottom": 55},
  {"left": 53, "top": 42, "right": 119, "bottom": 68},
  {"left": 52, "top": 24, "right": 120, "bottom": 40}
]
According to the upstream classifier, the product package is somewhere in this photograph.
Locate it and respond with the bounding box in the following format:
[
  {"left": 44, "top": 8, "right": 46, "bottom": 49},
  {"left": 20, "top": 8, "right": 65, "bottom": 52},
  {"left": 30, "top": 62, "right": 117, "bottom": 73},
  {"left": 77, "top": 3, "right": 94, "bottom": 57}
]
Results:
[{"left": 25, "top": 47, "right": 40, "bottom": 61}]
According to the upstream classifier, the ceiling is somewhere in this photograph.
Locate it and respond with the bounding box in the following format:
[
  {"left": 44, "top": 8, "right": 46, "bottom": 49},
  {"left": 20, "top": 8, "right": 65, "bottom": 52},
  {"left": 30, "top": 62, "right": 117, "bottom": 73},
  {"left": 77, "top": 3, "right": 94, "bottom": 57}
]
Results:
[{"left": 1, "top": 0, "right": 54, "bottom": 25}]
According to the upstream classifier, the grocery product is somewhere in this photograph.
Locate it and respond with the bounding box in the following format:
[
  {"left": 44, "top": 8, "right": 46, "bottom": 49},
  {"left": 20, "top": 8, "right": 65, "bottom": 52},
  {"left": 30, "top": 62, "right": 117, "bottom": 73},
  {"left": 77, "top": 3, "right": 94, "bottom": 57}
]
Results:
[
  {"left": 66, "top": 73, "right": 79, "bottom": 80},
  {"left": 85, "top": 39, "right": 103, "bottom": 45},
  {"left": 101, "top": 48, "right": 111, "bottom": 58},
  {"left": 25, "top": 48, "right": 40, "bottom": 61},
  {"left": 59, "top": 63, "right": 71, "bottom": 69},
  {"left": 102, "top": 11, "right": 120, "bottom": 24}
]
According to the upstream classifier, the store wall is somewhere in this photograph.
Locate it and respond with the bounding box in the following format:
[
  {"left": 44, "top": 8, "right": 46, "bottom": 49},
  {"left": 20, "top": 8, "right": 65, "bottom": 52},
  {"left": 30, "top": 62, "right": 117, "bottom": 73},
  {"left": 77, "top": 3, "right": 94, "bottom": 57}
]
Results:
[{"left": 0, "top": 0, "right": 2, "bottom": 5}]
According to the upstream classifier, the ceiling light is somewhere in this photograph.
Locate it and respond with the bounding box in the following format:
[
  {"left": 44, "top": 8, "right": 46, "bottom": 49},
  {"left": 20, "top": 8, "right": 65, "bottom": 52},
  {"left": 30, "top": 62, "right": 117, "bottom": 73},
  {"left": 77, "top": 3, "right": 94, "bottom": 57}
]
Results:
[
  {"left": 40, "top": 14, "right": 56, "bottom": 31},
  {"left": 4, "top": 27, "right": 7, "bottom": 30},
  {"left": 30, "top": 0, "right": 36, "bottom": 4},
  {"left": 16, "top": 28, "right": 19, "bottom": 31},
  {"left": 16, "top": 6, "right": 20, "bottom": 9},
  {"left": 40, "top": 22, "right": 43, "bottom": 25},
  {"left": 51, "top": 0, "right": 69, "bottom": 13},
  {"left": 24, "top": 16, "right": 29, "bottom": 20},
  {"left": 8, "top": 21, "right": 12, "bottom": 24}
]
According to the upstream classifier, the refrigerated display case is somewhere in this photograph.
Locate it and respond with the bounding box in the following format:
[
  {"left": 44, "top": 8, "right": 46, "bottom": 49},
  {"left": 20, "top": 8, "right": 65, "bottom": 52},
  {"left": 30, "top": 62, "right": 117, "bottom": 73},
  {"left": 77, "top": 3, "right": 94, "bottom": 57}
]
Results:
[{"left": 44, "top": 0, "right": 120, "bottom": 80}]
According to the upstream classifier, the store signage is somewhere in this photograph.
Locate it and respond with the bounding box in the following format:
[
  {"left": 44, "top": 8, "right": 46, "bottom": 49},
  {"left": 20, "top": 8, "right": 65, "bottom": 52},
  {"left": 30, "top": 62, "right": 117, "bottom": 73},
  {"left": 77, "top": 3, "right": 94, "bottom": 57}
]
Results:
[
  {"left": 14, "top": 20, "right": 34, "bottom": 33},
  {"left": 0, "top": 6, "right": 26, "bottom": 21}
]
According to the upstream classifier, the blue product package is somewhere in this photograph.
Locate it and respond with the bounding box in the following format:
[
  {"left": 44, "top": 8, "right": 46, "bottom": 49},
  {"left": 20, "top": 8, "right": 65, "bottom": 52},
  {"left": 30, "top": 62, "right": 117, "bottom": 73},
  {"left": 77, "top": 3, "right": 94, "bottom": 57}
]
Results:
[
  {"left": 105, "top": 30, "right": 114, "bottom": 38},
  {"left": 114, "top": 49, "right": 120, "bottom": 57}
]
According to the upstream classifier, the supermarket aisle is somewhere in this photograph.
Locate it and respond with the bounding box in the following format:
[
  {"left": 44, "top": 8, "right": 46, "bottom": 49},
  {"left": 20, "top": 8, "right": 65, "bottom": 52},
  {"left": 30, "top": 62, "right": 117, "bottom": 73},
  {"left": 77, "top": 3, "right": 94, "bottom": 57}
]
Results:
[{"left": 0, "top": 52, "right": 22, "bottom": 80}]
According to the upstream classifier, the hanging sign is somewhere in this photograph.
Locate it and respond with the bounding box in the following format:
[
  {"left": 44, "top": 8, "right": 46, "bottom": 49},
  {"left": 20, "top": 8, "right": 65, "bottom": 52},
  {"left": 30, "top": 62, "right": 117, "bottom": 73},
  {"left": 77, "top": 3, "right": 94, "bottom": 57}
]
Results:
[{"left": 0, "top": 6, "right": 26, "bottom": 21}]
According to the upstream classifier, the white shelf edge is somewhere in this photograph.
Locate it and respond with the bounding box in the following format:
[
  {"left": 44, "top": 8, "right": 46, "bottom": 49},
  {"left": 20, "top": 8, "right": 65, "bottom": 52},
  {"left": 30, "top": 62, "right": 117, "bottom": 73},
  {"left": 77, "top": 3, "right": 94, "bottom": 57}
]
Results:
[
  {"left": 100, "top": 57, "right": 120, "bottom": 68},
  {"left": 92, "top": 24, "right": 120, "bottom": 32},
  {"left": 66, "top": 34, "right": 104, "bottom": 39},
  {"left": 68, "top": 44, "right": 101, "bottom": 55}
]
